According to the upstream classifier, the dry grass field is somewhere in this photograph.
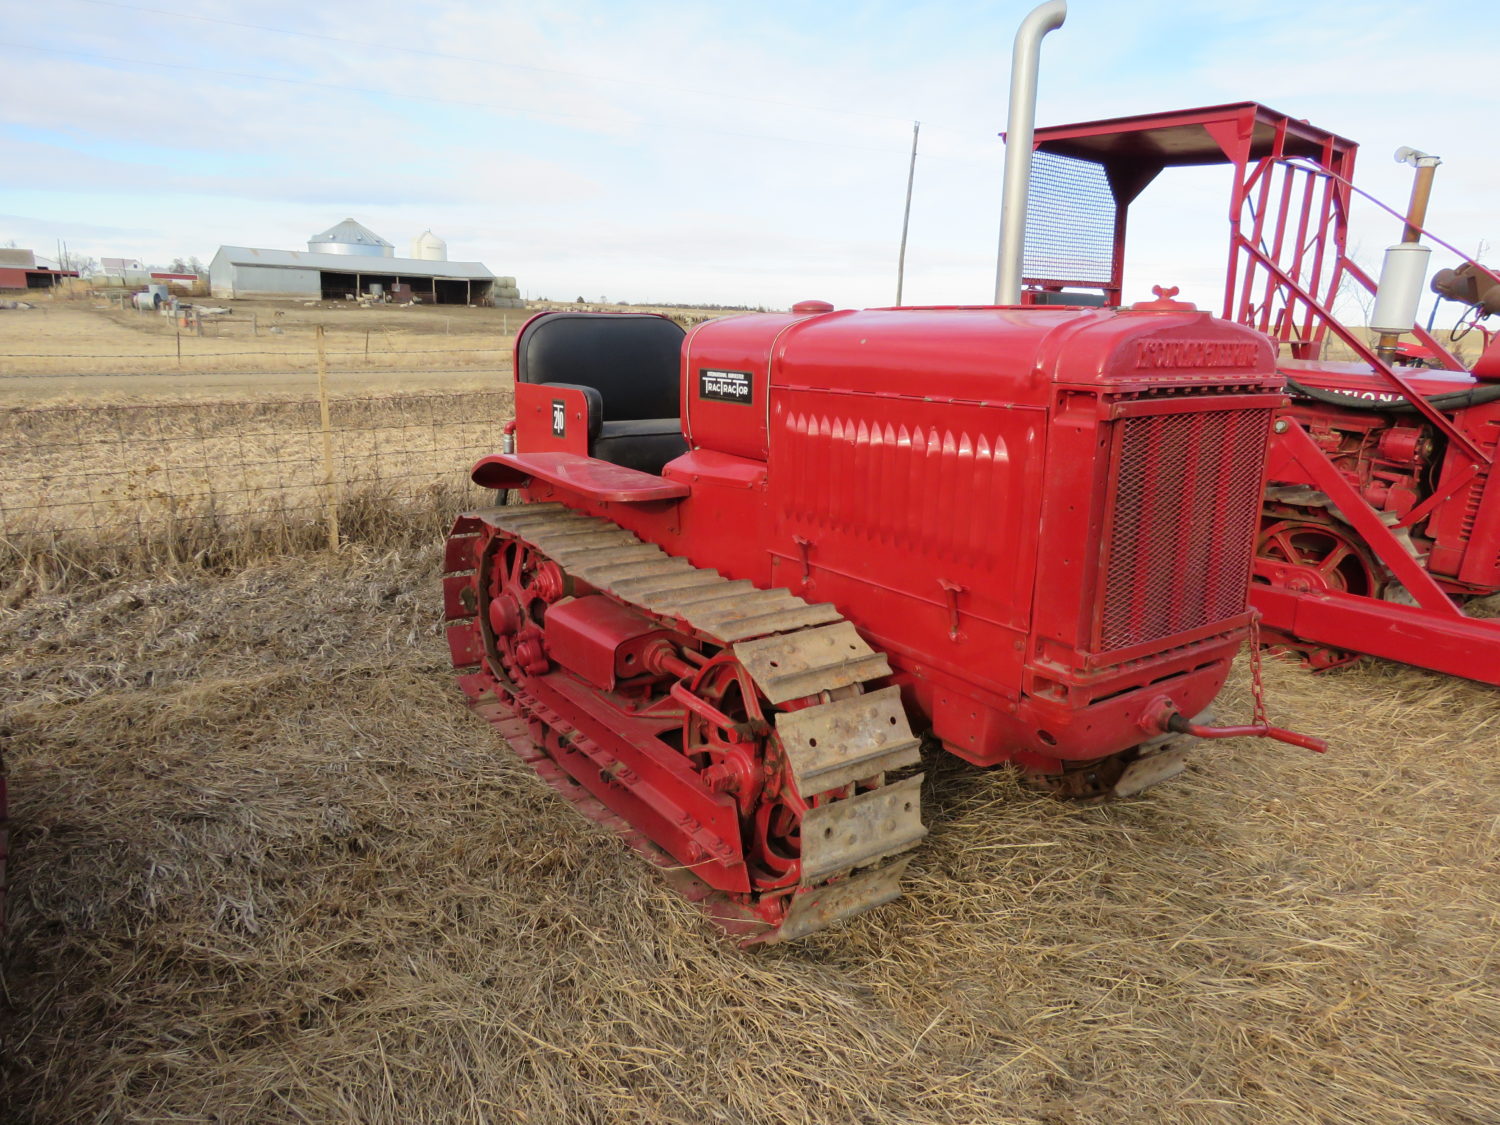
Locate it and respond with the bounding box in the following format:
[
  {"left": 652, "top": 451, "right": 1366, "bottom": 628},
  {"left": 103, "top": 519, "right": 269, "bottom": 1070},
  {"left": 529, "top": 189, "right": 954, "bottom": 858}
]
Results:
[
  {"left": 0, "top": 298, "right": 718, "bottom": 575},
  {"left": 0, "top": 300, "right": 512, "bottom": 402},
  {"left": 0, "top": 390, "right": 509, "bottom": 580},
  {"left": 3, "top": 548, "right": 1497, "bottom": 1124},
  {"left": 1, "top": 297, "right": 1498, "bottom": 1124},
  {"left": 0, "top": 296, "right": 720, "bottom": 403}
]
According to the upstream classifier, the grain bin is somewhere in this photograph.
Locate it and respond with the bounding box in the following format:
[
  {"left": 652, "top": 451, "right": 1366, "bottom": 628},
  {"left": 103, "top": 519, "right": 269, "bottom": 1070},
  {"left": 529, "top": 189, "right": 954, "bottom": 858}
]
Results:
[
  {"left": 308, "top": 218, "right": 394, "bottom": 257},
  {"left": 411, "top": 230, "right": 448, "bottom": 261}
]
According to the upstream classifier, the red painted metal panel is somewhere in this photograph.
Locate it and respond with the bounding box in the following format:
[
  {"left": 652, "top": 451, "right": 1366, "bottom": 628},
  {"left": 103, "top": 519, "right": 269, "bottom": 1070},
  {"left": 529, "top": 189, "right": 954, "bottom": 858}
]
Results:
[
  {"left": 681, "top": 312, "right": 784, "bottom": 460},
  {"left": 1458, "top": 463, "right": 1500, "bottom": 589},
  {"left": 446, "top": 620, "right": 483, "bottom": 668},
  {"left": 1253, "top": 585, "right": 1500, "bottom": 685},
  {"left": 474, "top": 451, "right": 690, "bottom": 502},
  {"left": 514, "top": 382, "right": 592, "bottom": 456},
  {"left": 1031, "top": 102, "right": 1355, "bottom": 167},
  {"left": 769, "top": 388, "right": 1043, "bottom": 630},
  {"left": 442, "top": 530, "right": 480, "bottom": 573},
  {"left": 544, "top": 595, "right": 668, "bottom": 691}
]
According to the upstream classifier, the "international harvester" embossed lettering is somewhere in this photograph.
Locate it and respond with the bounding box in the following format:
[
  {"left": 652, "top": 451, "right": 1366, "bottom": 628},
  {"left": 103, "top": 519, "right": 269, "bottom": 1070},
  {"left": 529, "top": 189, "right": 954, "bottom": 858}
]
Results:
[{"left": 1136, "top": 340, "right": 1259, "bottom": 369}]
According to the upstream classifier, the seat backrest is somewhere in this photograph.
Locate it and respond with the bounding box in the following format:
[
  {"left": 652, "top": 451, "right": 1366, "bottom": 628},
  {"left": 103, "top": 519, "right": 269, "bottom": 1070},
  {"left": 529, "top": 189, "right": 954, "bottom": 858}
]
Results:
[{"left": 516, "top": 312, "right": 685, "bottom": 421}]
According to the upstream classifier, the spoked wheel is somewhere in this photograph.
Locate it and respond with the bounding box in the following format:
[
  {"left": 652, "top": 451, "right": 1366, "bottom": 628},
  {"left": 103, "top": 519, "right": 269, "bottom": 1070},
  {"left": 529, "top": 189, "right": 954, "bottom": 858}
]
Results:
[
  {"left": 680, "top": 652, "right": 819, "bottom": 896},
  {"left": 679, "top": 654, "right": 885, "bottom": 897},
  {"left": 443, "top": 502, "right": 928, "bottom": 943},
  {"left": 1253, "top": 513, "right": 1384, "bottom": 670},
  {"left": 478, "top": 533, "right": 567, "bottom": 689}
]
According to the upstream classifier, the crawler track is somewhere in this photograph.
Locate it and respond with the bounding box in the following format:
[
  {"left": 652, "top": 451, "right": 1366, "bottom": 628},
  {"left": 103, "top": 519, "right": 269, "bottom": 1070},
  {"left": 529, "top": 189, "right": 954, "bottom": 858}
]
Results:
[{"left": 443, "top": 502, "right": 926, "bottom": 943}]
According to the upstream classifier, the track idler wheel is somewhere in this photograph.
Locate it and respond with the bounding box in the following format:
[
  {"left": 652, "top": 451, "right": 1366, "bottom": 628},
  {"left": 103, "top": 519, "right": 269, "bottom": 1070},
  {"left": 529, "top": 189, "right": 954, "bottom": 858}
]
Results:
[{"left": 1020, "top": 751, "right": 1136, "bottom": 801}]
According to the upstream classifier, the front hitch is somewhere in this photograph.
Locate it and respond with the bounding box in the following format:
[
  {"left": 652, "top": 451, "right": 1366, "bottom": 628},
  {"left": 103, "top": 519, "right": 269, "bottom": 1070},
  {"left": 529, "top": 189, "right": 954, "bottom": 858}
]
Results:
[
  {"left": 1164, "top": 711, "right": 1327, "bottom": 753},
  {"left": 1141, "top": 696, "right": 1327, "bottom": 753}
]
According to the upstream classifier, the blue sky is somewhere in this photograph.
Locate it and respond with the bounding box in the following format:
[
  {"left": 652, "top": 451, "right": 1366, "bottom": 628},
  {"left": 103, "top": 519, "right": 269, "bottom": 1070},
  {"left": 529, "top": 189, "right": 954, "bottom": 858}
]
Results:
[{"left": 2, "top": 0, "right": 1496, "bottom": 309}]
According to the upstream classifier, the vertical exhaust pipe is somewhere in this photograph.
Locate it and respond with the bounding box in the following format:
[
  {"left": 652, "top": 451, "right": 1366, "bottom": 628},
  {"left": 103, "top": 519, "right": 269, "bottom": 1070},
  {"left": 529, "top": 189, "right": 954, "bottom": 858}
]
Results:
[{"left": 994, "top": 0, "right": 1067, "bottom": 305}]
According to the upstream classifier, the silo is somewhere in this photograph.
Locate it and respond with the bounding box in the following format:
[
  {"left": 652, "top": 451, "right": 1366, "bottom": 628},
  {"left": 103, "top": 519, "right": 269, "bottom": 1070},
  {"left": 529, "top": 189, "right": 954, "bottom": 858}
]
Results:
[
  {"left": 308, "top": 218, "right": 395, "bottom": 257},
  {"left": 411, "top": 230, "right": 448, "bottom": 261}
]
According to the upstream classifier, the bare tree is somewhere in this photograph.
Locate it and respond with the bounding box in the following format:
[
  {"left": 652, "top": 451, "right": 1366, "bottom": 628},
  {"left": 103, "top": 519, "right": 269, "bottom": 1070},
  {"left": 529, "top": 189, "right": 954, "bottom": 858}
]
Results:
[{"left": 59, "top": 250, "right": 98, "bottom": 275}]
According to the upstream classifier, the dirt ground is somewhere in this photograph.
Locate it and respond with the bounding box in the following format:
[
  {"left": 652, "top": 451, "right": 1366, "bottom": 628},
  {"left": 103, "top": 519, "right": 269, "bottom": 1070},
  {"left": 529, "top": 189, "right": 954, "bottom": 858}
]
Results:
[{"left": 1, "top": 545, "right": 1496, "bottom": 1124}]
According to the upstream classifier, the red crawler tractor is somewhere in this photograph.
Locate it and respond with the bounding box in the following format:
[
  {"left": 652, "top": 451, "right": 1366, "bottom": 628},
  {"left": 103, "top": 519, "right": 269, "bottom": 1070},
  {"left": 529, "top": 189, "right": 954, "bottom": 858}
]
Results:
[
  {"left": 440, "top": 4, "right": 1330, "bottom": 944},
  {"left": 442, "top": 299, "right": 1324, "bottom": 942},
  {"left": 1022, "top": 103, "right": 1500, "bottom": 683}
]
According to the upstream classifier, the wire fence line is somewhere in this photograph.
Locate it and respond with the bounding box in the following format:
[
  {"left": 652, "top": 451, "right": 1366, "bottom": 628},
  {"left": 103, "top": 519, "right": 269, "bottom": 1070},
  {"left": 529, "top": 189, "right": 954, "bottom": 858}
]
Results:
[
  {"left": 0, "top": 327, "right": 522, "bottom": 382},
  {"left": 0, "top": 387, "right": 513, "bottom": 576}
]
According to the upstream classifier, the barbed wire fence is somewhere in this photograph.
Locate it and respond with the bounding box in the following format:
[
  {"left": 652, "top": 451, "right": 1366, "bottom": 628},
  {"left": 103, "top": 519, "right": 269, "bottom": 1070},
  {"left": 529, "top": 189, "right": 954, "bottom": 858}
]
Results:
[{"left": 0, "top": 334, "right": 514, "bottom": 581}]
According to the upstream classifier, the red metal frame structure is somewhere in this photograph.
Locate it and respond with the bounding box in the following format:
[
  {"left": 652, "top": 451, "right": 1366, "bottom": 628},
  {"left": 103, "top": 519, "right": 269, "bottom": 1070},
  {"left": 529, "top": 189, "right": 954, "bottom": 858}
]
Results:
[{"left": 1024, "top": 102, "right": 1500, "bottom": 686}]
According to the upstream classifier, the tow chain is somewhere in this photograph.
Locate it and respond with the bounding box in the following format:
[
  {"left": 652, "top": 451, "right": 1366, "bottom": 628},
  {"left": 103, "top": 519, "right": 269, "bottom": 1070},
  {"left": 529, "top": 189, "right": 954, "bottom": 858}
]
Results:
[{"left": 1248, "top": 610, "right": 1269, "bottom": 727}]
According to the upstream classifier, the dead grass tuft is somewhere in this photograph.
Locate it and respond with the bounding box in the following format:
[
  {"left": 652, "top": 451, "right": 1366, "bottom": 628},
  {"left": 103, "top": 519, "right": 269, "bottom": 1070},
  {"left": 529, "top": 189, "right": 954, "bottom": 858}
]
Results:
[
  {"left": 2, "top": 542, "right": 1497, "bottom": 1123},
  {"left": 2, "top": 477, "right": 477, "bottom": 593}
]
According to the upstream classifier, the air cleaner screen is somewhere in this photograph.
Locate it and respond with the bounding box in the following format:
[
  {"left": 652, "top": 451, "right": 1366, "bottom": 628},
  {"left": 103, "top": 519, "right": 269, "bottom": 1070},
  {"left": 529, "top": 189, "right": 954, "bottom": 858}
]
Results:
[{"left": 1024, "top": 150, "right": 1116, "bottom": 286}]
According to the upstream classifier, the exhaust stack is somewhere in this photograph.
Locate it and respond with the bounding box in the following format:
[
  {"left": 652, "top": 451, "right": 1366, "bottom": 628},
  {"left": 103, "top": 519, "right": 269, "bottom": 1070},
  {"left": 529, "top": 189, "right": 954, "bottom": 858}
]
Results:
[
  {"left": 1372, "top": 146, "right": 1441, "bottom": 359},
  {"left": 994, "top": 0, "right": 1067, "bottom": 305}
]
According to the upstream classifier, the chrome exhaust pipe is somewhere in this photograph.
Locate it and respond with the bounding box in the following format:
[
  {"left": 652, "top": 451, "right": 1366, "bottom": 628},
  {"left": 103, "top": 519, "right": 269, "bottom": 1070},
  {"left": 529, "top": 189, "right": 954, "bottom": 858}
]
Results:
[{"left": 994, "top": 0, "right": 1067, "bottom": 305}]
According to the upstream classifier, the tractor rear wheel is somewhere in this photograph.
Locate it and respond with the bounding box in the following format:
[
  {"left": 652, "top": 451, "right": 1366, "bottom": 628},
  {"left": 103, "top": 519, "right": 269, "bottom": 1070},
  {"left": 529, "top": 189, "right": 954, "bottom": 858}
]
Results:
[{"left": 1253, "top": 509, "right": 1385, "bottom": 670}]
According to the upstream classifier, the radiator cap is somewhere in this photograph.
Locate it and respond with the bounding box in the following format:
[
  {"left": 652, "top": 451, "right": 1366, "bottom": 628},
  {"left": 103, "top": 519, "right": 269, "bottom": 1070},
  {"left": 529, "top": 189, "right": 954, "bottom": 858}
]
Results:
[
  {"left": 792, "top": 299, "right": 835, "bottom": 314},
  {"left": 1131, "top": 285, "right": 1197, "bottom": 312}
]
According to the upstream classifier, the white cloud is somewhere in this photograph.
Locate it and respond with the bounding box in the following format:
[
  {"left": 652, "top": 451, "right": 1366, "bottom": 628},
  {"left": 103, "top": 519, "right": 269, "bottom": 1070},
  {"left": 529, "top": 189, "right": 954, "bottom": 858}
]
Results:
[{"left": 1, "top": 0, "right": 1495, "bottom": 310}]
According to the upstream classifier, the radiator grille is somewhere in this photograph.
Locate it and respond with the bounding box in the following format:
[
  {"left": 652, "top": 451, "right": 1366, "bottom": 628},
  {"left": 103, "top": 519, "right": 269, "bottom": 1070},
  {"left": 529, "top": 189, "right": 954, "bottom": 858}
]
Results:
[{"left": 1097, "top": 407, "right": 1270, "bottom": 652}]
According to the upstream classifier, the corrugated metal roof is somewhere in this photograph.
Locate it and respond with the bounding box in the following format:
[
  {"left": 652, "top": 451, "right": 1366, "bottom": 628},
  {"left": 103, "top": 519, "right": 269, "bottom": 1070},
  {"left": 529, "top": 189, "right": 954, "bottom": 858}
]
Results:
[
  {"left": 309, "top": 218, "right": 393, "bottom": 248},
  {"left": 215, "top": 246, "right": 494, "bottom": 279}
]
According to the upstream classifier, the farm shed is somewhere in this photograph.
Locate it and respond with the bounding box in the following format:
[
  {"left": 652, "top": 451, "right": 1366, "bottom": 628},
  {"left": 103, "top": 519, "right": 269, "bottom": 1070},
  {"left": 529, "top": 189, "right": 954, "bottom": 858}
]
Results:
[
  {"left": 0, "top": 248, "right": 79, "bottom": 291},
  {"left": 209, "top": 245, "right": 496, "bottom": 305}
]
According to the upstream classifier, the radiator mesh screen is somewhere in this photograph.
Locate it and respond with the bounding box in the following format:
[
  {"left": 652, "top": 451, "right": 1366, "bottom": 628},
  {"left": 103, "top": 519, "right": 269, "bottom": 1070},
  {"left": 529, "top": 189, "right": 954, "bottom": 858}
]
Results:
[{"left": 1098, "top": 408, "right": 1270, "bottom": 651}]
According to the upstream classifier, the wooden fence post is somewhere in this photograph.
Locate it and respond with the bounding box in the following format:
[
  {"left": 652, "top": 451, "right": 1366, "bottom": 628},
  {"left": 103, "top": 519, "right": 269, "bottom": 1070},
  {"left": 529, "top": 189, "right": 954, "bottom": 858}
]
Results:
[{"left": 315, "top": 325, "right": 340, "bottom": 551}]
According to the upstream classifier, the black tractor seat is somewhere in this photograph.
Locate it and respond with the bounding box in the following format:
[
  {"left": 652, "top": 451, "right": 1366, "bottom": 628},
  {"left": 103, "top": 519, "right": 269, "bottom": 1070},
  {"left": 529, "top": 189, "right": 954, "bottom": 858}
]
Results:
[{"left": 516, "top": 312, "right": 689, "bottom": 475}]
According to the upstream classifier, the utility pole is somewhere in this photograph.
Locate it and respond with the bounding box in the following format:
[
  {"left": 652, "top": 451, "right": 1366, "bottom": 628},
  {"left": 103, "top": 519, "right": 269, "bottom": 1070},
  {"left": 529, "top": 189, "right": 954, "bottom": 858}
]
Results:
[{"left": 896, "top": 121, "right": 920, "bottom": 306}]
